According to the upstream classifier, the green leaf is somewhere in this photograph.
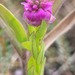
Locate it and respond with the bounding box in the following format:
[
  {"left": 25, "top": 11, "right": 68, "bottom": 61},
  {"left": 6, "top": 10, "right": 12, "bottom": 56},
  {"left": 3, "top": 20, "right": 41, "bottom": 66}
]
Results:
[
  {"left": 36, "top": 21, "right": 47, "bottom": 40},
  {"left": 32, "top": 34, "right": 38, "bottom": 59},
  {"left": 29, "top": 33, "right": 38, "bottom": 59},
  {"left": 22, "top": 41, "right": 31, "bottom": 51},
  {"left": 28, "top": 25, "right": 36, "bottom": 34},
  {"left": 28, "top": 67, "right": 34, "bottom": 75},
  {"left": 40, "top": 58, "right": 46, "bottom": 75},
  {"left": 34, "top": 70, "right": 38, "bottom": 75},
  {"left": 36, "top": 64, "right": 41, "bottom": 73},
  {"left": 28, "top": 56, "right": 36, "bottom": 70},
  {"left": 0, "top": 4, "right": 27, "bottom": 43},
  {"left": 37, "top": 42, "right": 45, "bottom": 64}
]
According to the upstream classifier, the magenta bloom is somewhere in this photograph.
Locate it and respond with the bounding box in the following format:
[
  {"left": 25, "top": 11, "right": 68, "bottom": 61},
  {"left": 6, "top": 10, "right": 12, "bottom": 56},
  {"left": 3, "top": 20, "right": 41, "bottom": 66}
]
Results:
[{"left": 21, "top": 0, "right": 55, "bottom": 26}]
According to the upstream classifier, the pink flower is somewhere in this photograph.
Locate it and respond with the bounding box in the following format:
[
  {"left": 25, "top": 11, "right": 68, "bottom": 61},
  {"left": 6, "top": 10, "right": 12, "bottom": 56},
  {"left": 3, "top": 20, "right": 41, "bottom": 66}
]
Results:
[{"left": 21, "top": 0, "right": 55, "bottom": 26}]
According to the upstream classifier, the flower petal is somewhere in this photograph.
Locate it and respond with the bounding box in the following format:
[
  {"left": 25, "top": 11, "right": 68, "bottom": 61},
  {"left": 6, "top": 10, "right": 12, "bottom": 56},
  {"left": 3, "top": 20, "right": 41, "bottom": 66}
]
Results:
[
  {"left": 44, "top": 11, "right": 51, "bottom": 21},
  {"left": 21, "top": 2, "right": 32, "bottom": 11},
  {"left": 49, "top": 14, "right": 56, "bottom": 23}
]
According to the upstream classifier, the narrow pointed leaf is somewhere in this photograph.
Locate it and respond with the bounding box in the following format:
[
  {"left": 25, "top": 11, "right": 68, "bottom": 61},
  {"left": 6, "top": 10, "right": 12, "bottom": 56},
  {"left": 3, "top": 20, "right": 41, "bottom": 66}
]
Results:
[
  {"left": 37, "top": 42, "right": 45, "bottom": 64},
  {"left": 0, "top": 4, "right": 27, "bottom": 43},
  {"left": 28, "top": 56, "right": 36, "bottom": 70},
  {"left": 28, "top": 25, "right": 36, "bottom": 34},
  {"left": 22, "top": 41, "right": 31, "bottom": 51},
  {"left": 36, "top": 21, "right": 47, "bottom": 40},
  {"left": 32, "top": 34, "right": 38, "bottom": 59},
  {"left": 28, "top": 67, "right": 34, "bottom": 75}
]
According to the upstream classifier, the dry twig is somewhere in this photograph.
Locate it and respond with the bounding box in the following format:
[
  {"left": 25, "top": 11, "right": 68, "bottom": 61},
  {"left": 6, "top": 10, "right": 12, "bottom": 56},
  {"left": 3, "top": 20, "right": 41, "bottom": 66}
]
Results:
[{"left": 44, "top": 9, "right": 75, "bottom": 51}]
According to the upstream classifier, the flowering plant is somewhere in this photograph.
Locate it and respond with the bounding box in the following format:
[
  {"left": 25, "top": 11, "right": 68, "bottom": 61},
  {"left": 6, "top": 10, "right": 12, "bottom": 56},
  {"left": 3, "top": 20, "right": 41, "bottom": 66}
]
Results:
[
  {"left": 21, "top": 0, "right": 55, "bottom": 75},
  {"left": 0, "top": 0, "right": 55, "bottom": 74}
]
